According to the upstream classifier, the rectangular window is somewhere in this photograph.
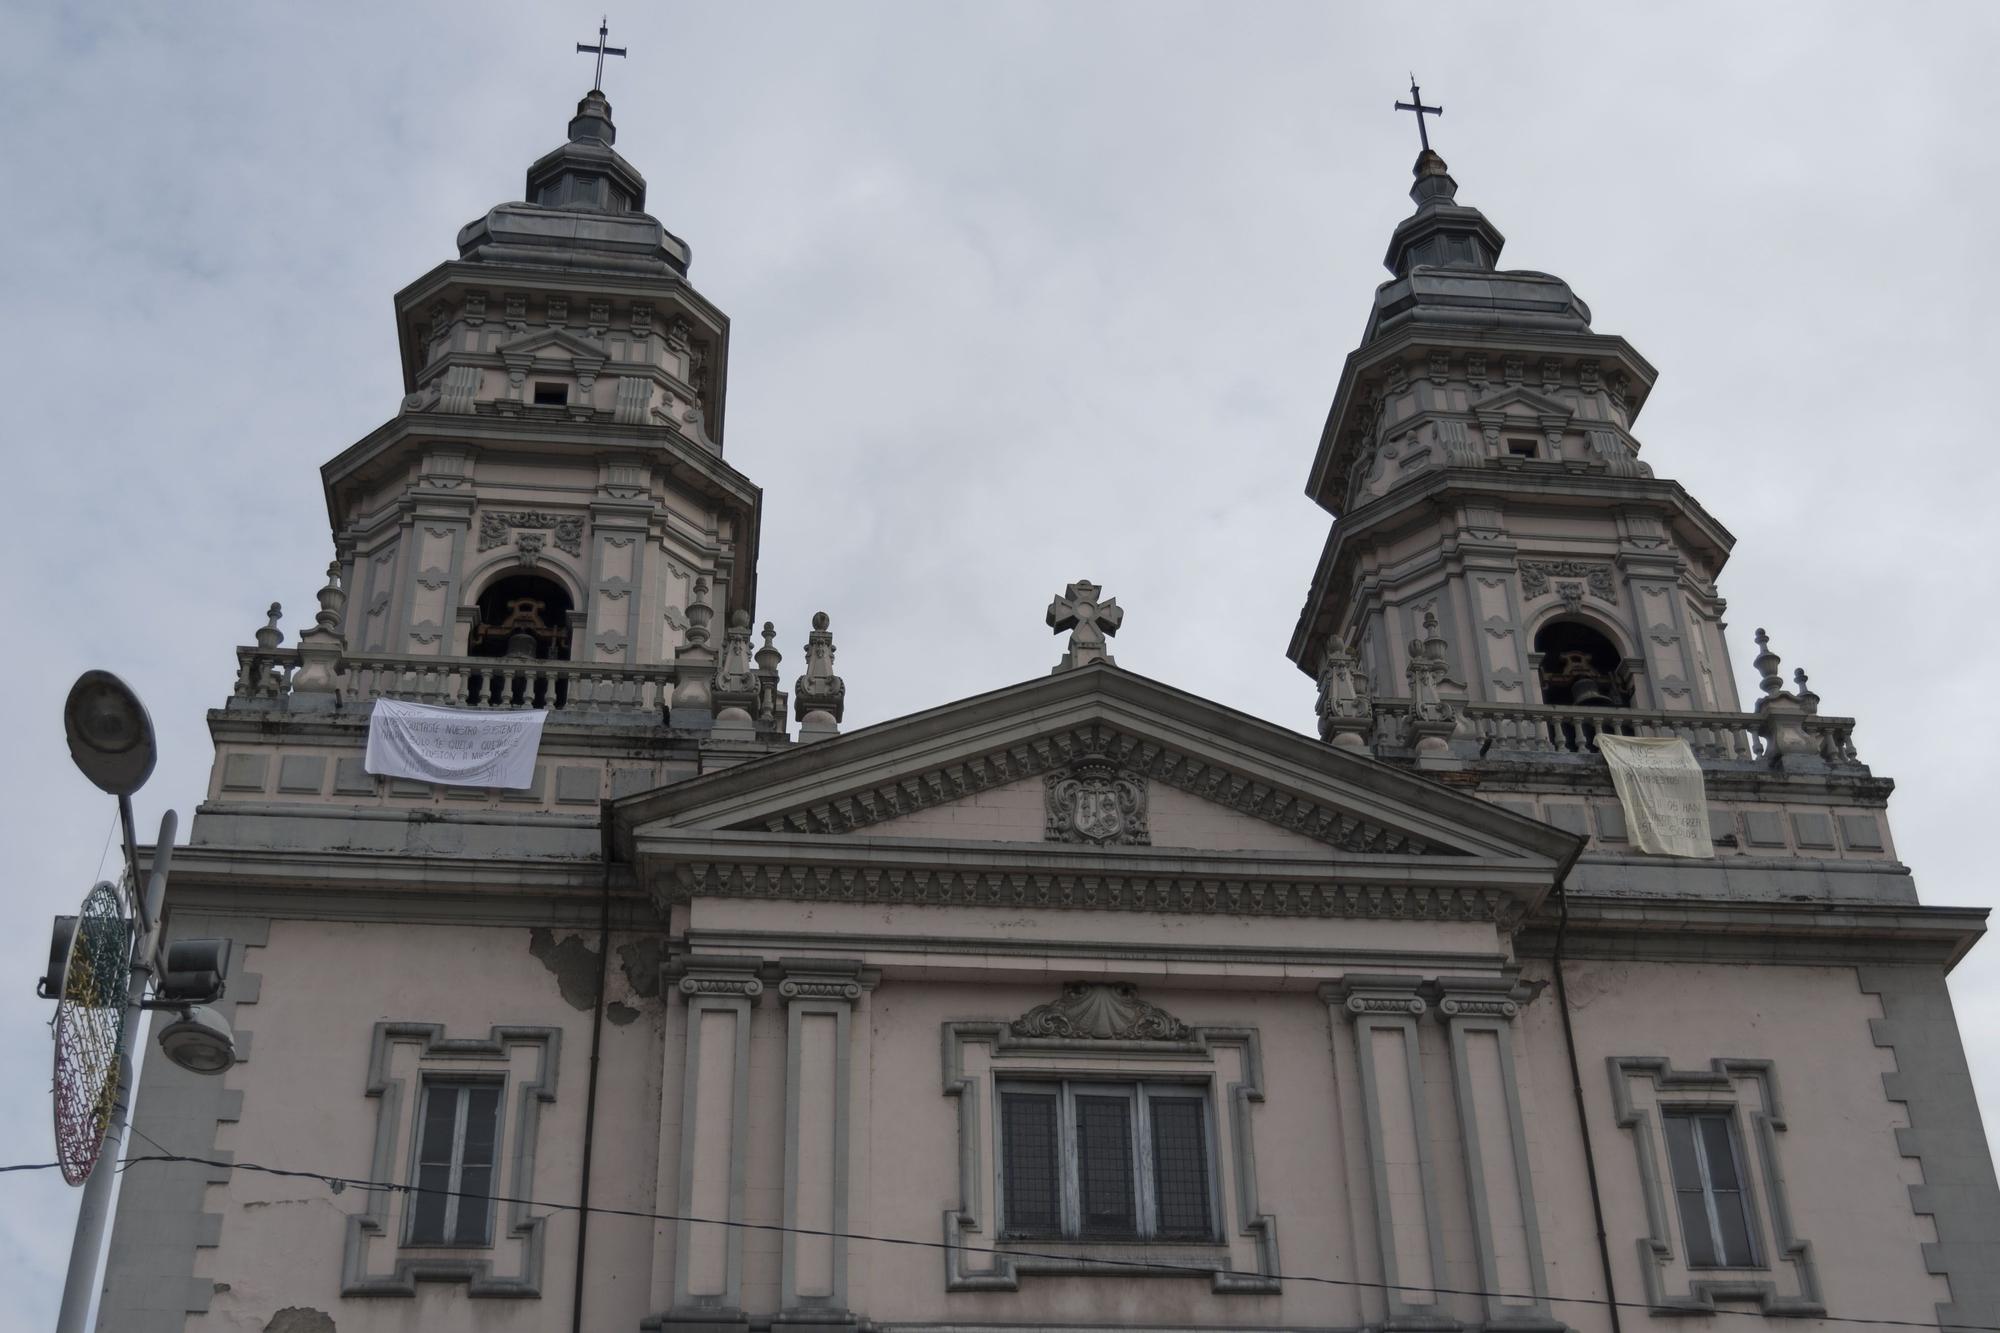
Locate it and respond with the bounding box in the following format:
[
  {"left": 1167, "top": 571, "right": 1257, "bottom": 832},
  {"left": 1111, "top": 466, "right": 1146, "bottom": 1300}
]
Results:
[
  {"left": 998, "top": 1081, "right": 1214, "bottom": 1242},
  {"left": 1662, "top": 1109, "right": 1758, "bottom": 1268},
  {"left": 1506, "top": 438, "right": 1538, "bottom": 459},
  {"left": 407, "top": 1080, "right": 502, "bottom": 1246},
  {"left": 533, "top": 382, "right": 568, "bottom": 406}
]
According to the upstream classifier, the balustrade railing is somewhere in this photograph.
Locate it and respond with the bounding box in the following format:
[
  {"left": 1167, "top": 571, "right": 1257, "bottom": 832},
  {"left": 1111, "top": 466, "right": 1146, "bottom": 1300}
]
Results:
[
  {"left": 1368, "top": 699, "right": 1861, "bottom": 767},
  {"left": 232, "top": 646, "right": 677, "bottom": 719}
]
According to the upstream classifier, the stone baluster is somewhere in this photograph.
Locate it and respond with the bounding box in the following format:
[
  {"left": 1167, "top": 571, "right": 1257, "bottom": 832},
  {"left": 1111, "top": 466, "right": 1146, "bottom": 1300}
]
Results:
[
  {"left": 237, "top": 603, "right": 285, "bottom": 697},
  {"left": 712, "top": 610, "right": 760, "bottom": 742},
  {"left": 794, "top": 612, "right": 846, "bottom": 743},
  {"left": 1316, "top": 641, "right": 1375, "bottom": 752},
  {"left": 755, "top": 621, "right": 785, "bottom": 733},
  {"left": 1404, "top": 610, "right": 1458, "bottom": 766},
  {"left": 670, "top": 578, "right": 718, "bottom": 733},
  {"left": 291, "top": 563, "right": 348, "bottom": 707},
  {"left": 1751, "top": 628, "right": 1824, "bottom": 772}
]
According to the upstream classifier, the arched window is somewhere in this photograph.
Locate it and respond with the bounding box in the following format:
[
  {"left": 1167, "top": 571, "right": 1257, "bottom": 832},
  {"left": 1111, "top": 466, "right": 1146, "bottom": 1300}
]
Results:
[
  {"left": 470, "top": 574, "right": 574, "bottom": 661},
  {"left": 1533, "top": 619, "right": 1630, "bottom": 708}
]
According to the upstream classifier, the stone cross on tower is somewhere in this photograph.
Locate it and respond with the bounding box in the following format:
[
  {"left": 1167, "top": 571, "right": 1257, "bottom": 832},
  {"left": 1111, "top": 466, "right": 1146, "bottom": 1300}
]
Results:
[{"left": 1047, "top": 579, "right": 1122, "bottom": 673}]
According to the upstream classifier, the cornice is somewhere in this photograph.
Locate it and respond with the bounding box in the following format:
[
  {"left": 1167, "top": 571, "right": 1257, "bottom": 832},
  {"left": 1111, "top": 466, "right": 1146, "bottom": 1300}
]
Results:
[
  {"left": 1288, "top": 468, "right": 1735, "bottom": 674},
  {"left": 1305, "top": 322, "right": 1660, "bottom": 509},
  {"left": 637, "top": 829, "right": 1553, "bottom": 926},
  {"left": 1518, "top": 897, "right": 1988, "bottom": 969}
]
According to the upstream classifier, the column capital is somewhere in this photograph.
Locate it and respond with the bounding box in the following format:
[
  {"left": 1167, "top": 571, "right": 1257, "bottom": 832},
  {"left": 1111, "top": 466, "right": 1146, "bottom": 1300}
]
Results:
[
  {"left": 775, "top": 958, "right": 879, "bottom": 1006},
  {"left": 1322, "top": 974, "right": 1428, "bottom": 1020}
]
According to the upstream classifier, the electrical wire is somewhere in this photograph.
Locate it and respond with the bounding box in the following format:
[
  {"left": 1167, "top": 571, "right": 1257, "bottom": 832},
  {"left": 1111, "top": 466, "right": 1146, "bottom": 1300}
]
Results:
[{"left": 8, "top": 1148, "right": 1992, "bottom": 1332}]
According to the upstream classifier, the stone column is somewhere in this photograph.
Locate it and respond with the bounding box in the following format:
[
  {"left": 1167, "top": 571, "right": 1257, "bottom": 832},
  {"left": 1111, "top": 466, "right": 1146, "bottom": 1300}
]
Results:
[
  {"left": 1436, "top": 979, "right": 1562, "bottom": 1332},
  {"left": 670, "top": 958, "right": 764, "bottom": 1332},
  {"left": 775, "top": 962, "right": 878, "bottom": 1330},
  {"left": 1327, "top": 977, "right": 1453, "bottom": 1330}
]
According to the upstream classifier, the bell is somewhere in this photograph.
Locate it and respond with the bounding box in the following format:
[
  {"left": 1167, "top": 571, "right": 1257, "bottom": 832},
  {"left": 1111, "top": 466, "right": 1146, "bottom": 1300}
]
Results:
[
  {"left": 1569, "top": 673, "right": 1615, "bottom": 707},
  {"left": 505, "top": 628, "right": 539, "bottom": 659}
]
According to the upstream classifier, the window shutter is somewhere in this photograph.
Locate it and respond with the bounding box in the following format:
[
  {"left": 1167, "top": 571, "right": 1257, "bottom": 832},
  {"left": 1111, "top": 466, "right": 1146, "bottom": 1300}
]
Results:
[
  {"left": 1000, "top": 1091, "right": 1061, "bottom": 1236},
  {"left": 1149, "top": 1096, "right": 1212, "bottom": 1238}
]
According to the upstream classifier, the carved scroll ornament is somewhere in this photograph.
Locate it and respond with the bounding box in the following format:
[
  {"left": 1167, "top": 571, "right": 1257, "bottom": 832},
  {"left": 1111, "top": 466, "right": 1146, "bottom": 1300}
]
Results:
[
  {"left": 1009, "top": 983, "right": 1192, "bottom": 1042},
  {"left": 1518, "top": 559, "right": 1617, "bottom": 605}
]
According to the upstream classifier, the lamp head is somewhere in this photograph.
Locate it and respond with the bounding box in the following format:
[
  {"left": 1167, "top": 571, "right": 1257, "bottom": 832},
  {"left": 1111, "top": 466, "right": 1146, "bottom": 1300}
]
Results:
[
  {"left": 64, "top": 671, "right": 156, "bottom": 797},
  {"left": 156, "top": 1005, "right": 236, "bottom": 1075}
]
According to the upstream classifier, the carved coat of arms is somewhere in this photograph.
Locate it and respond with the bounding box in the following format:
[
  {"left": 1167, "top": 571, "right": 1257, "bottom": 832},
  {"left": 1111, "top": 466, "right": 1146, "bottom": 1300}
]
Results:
[{"left": 1044, "top": 759, "right": 1149, "bottom": 846}]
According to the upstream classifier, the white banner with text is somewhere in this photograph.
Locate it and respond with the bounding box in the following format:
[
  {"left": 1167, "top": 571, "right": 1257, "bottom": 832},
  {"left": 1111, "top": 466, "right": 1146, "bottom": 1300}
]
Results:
[
  {"left": 1596, "top": 734, "right": 1713, "bottom": 859},
  {"left": 363, "top": 699, "right": 548, "bottom": 790}
]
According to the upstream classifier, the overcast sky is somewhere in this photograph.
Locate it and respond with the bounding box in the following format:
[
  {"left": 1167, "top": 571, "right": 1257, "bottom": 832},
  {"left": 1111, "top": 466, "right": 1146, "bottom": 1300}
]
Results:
[{"left": 5, "top": 3, "right": 1999, "bottom": 1327}]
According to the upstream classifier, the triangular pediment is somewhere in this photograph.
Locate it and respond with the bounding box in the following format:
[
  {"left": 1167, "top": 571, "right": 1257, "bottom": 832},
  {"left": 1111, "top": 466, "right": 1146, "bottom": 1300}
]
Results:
[
  {"left": 495, "top": 326, "right": 608, "bottom": 368},
  {"left": 1472, "top": 384, "right": 1573, "bottom": 424},
  {"left": 615, "top": 666, "right": 1577, "bottom": 876}
]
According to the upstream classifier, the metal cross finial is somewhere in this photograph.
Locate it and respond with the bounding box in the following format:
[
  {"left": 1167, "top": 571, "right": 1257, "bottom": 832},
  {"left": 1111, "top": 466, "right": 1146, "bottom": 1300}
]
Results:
[
  {"left": 1394, "top": 74, "right": 1442, "bottom": 152},
  {"left": 576, "top": 17, "right": 628, "bottom": 92}
]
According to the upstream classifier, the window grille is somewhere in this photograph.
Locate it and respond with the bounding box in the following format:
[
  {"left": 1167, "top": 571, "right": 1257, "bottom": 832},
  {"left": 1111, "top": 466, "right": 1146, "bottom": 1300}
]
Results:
[
  {"left": 408, "top": 1081, "right": 502, "bottom": 1246},
  {"left": 1662, "top": 1109, "right": 1759, "bottom": 1268},
  {"left": 998, "top": 1081, "right": 1215, "bottom": 1242}
]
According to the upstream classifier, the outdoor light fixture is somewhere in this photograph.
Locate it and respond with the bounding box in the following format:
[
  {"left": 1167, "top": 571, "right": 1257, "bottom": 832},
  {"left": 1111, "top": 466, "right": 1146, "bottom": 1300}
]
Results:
[
  {"left": 155, "top": 1006, "right": 238, "bottom": 1075},
  {"left": 62, "top": 670, "right": 157, "bottom": 798}
]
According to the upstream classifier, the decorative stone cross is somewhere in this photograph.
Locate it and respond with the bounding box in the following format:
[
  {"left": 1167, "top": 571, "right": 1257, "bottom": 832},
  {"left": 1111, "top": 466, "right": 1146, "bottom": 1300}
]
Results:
[{"left": 1047, "top": 579, "right": 1122, "bottom": 672}]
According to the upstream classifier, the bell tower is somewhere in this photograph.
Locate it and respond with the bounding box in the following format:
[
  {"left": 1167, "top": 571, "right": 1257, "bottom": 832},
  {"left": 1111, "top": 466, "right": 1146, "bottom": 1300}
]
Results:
[
  {"left": 322, "top": 84, "right": 760, "bottom": 697},
  {"left": 1287, "top": 145, "right": 1742, "bottom": 717}
]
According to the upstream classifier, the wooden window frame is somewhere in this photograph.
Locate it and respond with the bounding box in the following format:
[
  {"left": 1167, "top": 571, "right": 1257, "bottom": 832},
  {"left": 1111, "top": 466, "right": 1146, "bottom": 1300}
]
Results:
[
  {"left": 404, "top": 1076, "right": 505, "bottom": 1249},
  {"left": 995, "top": 1077, "right": 1218, "bottom": 1243},
  {"left": 1661, "top": 1106, "right": 1763, "bottom": 1270}
]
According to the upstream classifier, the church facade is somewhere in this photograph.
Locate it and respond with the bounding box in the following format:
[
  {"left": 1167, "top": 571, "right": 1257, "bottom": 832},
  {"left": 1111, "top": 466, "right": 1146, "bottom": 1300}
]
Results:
[{"left": 98, "top": 83, "right": 2000, "bottom": 1333}]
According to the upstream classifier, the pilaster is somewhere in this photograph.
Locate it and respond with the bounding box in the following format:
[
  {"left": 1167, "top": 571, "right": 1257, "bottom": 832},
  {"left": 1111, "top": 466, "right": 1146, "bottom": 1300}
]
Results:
[
  {"left": 667, "top": 956, "right": 764, "bottom": 1331},
  {"left": 775, "top": 961, "right": 878, "bottom": 1330},
  {"left": 1326, "top": 977, "right": 1455, "bottom": 1331},
  {"left": 1435, "top": 978, "right": 1561, "bottom": 1332}
]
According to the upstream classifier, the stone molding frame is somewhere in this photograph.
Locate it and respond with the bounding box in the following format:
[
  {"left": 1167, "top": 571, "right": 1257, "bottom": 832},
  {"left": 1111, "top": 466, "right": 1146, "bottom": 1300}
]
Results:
[
  {"left": 940, "top": 994, "right": 1278, "bottom": 1295},
  {"left": 343, "top": 1022, "right": 563, "bottom": 1297},
  {"left": 1606, "top": 1057, "right": 1823, "bottom": 1317}
]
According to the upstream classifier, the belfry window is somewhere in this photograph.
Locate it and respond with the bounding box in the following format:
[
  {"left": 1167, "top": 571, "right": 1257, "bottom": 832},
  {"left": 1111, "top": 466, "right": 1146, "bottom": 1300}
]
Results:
[
  {"left": 1534, "top": 619, "right": 1630, "bottom": 708},
  {"left": 407, "top": 1080, "right": 502, "bottom": 1247},
  {"left": 997, "top": 1081, "right": 1216, "bottom": 1242},
  {"left": 471, "top": 574, "right": 574, "bottom": 661}
]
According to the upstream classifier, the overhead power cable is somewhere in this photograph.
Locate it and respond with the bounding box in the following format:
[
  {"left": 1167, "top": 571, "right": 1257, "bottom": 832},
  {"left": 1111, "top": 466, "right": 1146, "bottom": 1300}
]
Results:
[{"left": 7, "top": 1148, "right": 1987, "bottom": 1333}]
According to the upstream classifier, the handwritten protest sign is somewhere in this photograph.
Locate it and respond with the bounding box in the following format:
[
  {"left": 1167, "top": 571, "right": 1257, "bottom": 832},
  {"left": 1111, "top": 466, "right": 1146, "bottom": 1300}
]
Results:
[{"left": 364, "top": 699, "right": 548, "bottom": 790}]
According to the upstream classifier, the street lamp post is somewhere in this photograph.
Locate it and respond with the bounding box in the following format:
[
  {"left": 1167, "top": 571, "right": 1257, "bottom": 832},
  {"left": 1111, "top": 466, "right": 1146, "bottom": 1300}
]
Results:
[{"left": 51, "top": 672, "right": 234, "bottom": 1333}]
